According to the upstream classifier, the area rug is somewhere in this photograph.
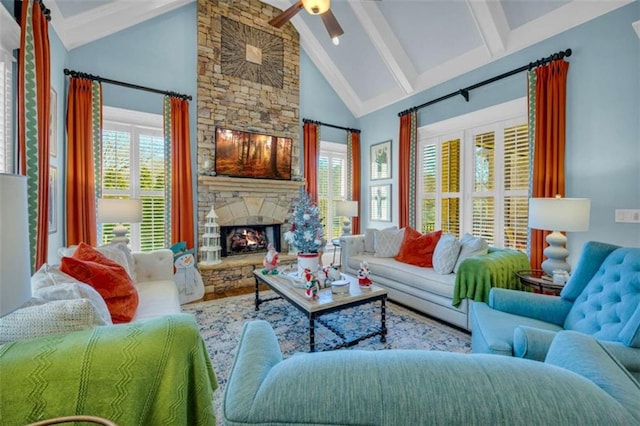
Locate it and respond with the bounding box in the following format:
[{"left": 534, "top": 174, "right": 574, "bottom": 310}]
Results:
[{"left": 182, "top": 291, "right": 471, "bottom": 425}]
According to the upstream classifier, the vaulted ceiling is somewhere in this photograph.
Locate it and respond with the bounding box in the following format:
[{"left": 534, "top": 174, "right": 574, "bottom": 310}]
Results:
[{"left": 48, "top": 0, "right": 633, "bottom": 117}]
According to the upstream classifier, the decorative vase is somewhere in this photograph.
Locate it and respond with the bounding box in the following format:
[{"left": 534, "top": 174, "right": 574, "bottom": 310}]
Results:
[{"left": 297, "top": 252, "right": 320, "bottom": 278}]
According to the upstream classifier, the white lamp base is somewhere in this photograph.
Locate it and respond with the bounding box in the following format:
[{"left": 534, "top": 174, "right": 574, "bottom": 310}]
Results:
[
  {"left": 110, "top": 223, "right": 130, "bottom": 245},
  {"left": 342, "top": 218, "right": 352, "bottom": 236},
  {"left": 541, "top": 230, "right": 570, "bottom": 276}
]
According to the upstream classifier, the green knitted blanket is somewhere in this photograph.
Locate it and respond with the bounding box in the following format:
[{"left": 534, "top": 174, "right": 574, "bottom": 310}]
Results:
[
  {"left": 0, "top": 314, "right": 217, "bottom": 425},
  {"left": 453, "top": 247, "right": 530, "bottom": 307}
]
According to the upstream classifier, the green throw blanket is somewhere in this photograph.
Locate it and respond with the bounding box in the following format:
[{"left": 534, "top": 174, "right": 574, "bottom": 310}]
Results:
[
  {"left": 453, "top": 247, "right": 530, "bottom": 307},
  {"left": 0, "top": 314, "right": 217, "bottom": 425}
]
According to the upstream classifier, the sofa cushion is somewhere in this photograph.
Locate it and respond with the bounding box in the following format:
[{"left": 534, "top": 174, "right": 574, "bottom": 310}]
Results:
[
  {"left": 58, "top": 242, "right": 136, "bottom": 281},
  {"left": 433, "top": 233, "right": 462, "bottom": 274},
  {"left": 454, "top": 233, "right": 488, "bottom": 273},
  {"left": 364, "top": 226, "right": 397, "bottom": 254},
  {"left": 564, "top": 248, "right": 640, "bottom": 347},
  {"left": 0, "top": 298, "right": 109, "bottom": 343},
  {"left": 395, "top": 228, "right": 441, "bottom": 267},
  {"left": 34, "top": 282, "right": 113, "bottom": 325},
  {"left": 375, "top": 228, "right": 405, "bottom": 258}
]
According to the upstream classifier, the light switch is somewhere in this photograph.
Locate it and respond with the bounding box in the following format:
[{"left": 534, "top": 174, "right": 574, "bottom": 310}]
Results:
[{"left": 615, "top": 209, "right": 640, "bottom": 223}]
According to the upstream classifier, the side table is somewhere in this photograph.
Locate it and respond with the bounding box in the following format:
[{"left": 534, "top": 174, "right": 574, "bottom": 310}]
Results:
[
  {"left": 330, "top": 238, "right": 341, "bottom": 266},
  {"left": 516, "top": 270, "right": 564, "bottom": 296}
]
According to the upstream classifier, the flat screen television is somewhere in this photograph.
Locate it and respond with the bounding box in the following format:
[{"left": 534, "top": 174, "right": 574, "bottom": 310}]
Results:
[{"left": 215, "top": 127, "right": 292, "bottom": 180}]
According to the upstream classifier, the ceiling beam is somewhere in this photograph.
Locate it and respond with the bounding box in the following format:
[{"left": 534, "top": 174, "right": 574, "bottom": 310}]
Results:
[
  {"left": 465, "top": 0, "right": 509, "bottom": 58},
  {"left": 349, "top": 0, "right": 416, "bottom": 95}
]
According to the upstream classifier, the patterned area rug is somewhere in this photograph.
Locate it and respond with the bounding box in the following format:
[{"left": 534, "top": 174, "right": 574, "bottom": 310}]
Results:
[{"left": 182, "top": 291, "right": 471, "bottom": 425}]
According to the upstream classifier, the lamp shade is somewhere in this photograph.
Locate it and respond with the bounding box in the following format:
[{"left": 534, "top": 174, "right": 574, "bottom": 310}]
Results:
[
  {"left": 0, "top": 174, "right": 32, "bottom": 316},
  {"left": 336, "top": 200, "right": 359, "bottom": 217},
  {"left": 97, "top": 198, "right": 142, "bottom": 224},
  {"left": 528, "top": 198, "right": 591, "bottom": 232}
]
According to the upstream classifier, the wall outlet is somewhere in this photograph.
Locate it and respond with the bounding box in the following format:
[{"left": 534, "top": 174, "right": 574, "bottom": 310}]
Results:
[{"left": 615, "top": 209, "right": 640, "bottom": 223}]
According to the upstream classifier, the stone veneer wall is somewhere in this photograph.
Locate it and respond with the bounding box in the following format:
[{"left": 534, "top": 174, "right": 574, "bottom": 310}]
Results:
[{"left": 196, "top": 0, "right": 301, "bottom": 297}]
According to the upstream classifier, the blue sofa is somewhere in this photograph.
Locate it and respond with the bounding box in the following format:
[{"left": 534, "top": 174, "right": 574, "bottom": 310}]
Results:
[
  {"left": 470, "top": 241, "right": 640, "bottom": 380},
  {"left": 223, "top": 320, "right": 640, "bottom": 425}
]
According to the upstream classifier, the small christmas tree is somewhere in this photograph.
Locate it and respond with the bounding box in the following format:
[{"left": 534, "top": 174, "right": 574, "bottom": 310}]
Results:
[{"left": 284, "top": 190, "right": 325, "bottom": 254}]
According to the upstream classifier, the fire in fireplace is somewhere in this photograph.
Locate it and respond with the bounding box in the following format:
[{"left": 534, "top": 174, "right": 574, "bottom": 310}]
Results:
[{"left": 220, "top": 224, "right": 281, "bottom": 257}]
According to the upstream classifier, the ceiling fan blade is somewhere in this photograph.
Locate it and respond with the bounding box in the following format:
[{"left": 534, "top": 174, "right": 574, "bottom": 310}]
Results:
[
  {"left": 268, "top": 0, "right": 304, "bottom": 28},
  {"left": 320, "top": 9, "right": 344, "bottom": 39}
]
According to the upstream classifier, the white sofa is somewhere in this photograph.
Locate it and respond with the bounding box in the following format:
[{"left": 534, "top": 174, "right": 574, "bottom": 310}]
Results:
[{"left": 340, "top": 234, "right": 528, "bottom": 330}]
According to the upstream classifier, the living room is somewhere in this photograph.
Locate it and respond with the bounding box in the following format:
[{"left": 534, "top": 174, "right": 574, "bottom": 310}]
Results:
[{"left": 1, "top": 0, "right": 639, "bottom": 424}]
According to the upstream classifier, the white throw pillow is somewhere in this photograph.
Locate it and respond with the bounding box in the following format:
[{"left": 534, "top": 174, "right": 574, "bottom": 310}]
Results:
[
  {"left": 375, "top": 228, "right": 405, "bottom": 258},
  {"left": 433, "top": 234, "right": 462, "bottom": 274},
  {"left": 453, "top": 233, "right": 489, "bottom": 273},
  {"left": 365, "top": 226, "right": 398, "bottom": 254},
  {"left": 0, "top": 298, "right": 109, "bottom": 344},
  {"left": 31, "top": 263, "right": 84, "bottom": 293},
  {"left": 34, "top": 283, "right": 113, "bottom": 325}
]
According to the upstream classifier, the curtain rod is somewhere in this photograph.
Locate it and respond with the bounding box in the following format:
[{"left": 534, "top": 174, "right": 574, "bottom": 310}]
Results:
[
  {"left": 398, "top": 48, "right": 572, "bottom": 117},
  {"left": 303, "top": 118, "right": 361, "bottom": 134},
  {"left": 14, "top": 0, "right": 51, "bottom": 22},
  {"left": 63, "top": 68, "right": 192, "bottom": 101}
]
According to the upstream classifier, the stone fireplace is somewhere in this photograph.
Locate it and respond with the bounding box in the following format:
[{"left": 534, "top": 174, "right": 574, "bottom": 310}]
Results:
[{"left": 196, "top": 0, "right": 301, "bottom": 299}]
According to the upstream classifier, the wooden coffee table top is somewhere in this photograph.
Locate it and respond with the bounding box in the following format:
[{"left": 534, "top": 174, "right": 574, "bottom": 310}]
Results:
[{"left": 253, "top": 270, "right": 387, "bottom": 314}]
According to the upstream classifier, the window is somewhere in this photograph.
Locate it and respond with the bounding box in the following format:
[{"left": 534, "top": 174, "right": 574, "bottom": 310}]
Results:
[
  {"left": 0, "top": 4, "right": 19, "bottom": 174},
  {"left": 418, "top": 98, "right": 529, "bottom": 250},
  {"left": 100, "top": 107, "right": 166, "bottom": 252},
  {"left": 317, "top": 141, "right": 346, "bottom": 243}
]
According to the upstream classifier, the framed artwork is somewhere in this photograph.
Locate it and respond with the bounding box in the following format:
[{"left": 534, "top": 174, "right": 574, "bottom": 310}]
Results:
[
  {"left": 49, "top": 88, "right": 57, "bottom": 157},
  {"left": 48, "top": 166, "right": 57, "bottom": 233},
  {"left": 370, "top": 184, "right": 391, "bottom": 222},
  {"left": 371, "top": 140, "right": 391, "bottom": 180},
  {"left": 215, "top": 127, "right": 293, "bottom": 180}
]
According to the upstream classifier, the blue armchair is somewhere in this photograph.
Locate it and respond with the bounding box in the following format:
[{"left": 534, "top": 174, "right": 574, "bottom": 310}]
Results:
[{"left": 470, "top": 241, "right": 640, "bottom": 380}]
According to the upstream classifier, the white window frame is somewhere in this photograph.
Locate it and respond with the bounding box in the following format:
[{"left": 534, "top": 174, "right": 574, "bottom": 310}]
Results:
[
  {"left": 417, "top": 97, "right": 527, "bottom": 248},
  {"left": 318, "top": 141, "right": 347, "bottom": 246},
  {"left": 101, "top": 106, "right": 164, "bottom": 251},
  {"left": 0, "top": 4, "right": 19, "bottom": 174}
]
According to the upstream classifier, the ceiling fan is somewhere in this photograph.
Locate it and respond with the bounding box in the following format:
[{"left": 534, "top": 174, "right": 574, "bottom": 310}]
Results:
[{"left": 268, "top": 0, "right": 344, "bottom": 45}]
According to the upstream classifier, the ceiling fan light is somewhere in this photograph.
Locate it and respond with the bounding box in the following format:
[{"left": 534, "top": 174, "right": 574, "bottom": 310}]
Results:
[{"left": 302, "top": 0, "right": 330, "bottom": 15}]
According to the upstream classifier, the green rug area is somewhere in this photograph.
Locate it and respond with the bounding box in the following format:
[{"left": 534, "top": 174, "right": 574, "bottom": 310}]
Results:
[{"left": 182, "top": 291, "right": 471, "bottom": 424}]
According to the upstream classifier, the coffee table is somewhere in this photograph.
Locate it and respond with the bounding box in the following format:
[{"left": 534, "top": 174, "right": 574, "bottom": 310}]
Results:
[{"left": 253, "top": 270, "right": 387, "bottom": 352}]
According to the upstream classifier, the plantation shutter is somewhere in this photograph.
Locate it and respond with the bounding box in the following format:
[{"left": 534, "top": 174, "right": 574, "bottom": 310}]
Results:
[
  {"left": 472, "top": 131, "right": 495, "bottom": 245},
  {"left": 420, "top": 144, "right": 436, "bottom": 232},
  {"left": 318, "top": 155, "right": 329, "bottom": 239},
  {"left": 503, "top": 123, "right": 529, "bottom": 249},
  {"left": 138, "top": 132, "right": 166, "bottom": 251},
  {"left": 441, "top": 139, "right": 461, "bottom": 236},
  {"left": 101, "top": 128, "right": 132, "bottom": 244},
  {"left": 0, "top": 51, "right": 12, "bottom": 173}
]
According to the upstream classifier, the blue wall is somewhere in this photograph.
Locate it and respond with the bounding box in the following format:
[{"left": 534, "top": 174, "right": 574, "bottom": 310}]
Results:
[
  {"left": 356, "top": 2, "right": 640, "bottom": 258},
  {"left": 300, "top": 49, "right": 357, "bottom": 143}
]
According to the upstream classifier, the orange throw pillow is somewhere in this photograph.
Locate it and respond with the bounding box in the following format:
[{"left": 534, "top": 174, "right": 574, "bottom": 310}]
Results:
[
  {"left": 395, "top": 228, "right": 442, "bottom": 267},
  {"left": 60, "top": 243, "right": 139, "bottom": 323}
]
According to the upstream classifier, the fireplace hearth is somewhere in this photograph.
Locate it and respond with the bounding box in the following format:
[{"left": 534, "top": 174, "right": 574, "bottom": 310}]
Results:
[{"left": 220, "top": 224, "right": 281, "bottom": 257}]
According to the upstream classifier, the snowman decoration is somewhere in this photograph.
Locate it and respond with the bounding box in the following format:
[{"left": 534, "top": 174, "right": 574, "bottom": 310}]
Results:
[
  {"left": 174, "top": 249, "right": 205, "bottom": 304},
  {"left": 357, "top": 260, "right": 372, "bottom": 289},
  {"left": 303, "top": 267, "right": 320, "bottom": 300}
]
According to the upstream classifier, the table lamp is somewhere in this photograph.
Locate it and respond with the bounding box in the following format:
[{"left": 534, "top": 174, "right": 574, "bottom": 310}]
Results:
[
  {"left": 336, "top": 200, "right": 358, "bottom": 236},
  {"left": 0, "top": 174, "right": 32, "bottom": 316},
  {"left": 528, "top": 196, "right": 590, "bottom": 276},
  {"left": 98, "top": 198, "right": 143, "bottom": 244}
]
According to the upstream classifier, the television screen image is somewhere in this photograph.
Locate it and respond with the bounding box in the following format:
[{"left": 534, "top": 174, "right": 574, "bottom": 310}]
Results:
[{"left": 215, "top": 128, "right": 292, "bottom": 180}]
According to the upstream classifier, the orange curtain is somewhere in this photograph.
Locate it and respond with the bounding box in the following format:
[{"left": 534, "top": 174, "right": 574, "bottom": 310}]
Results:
[
  {"left": 530, "top": 60, "right": 569, "bottom": 269},
  {"left": 170, "top": 97, "right": 195, "bottom": 249},
  {"left": 17, "top": 0, "right": 50, "bottom": 270},
  {"left": 65, "top": 78, "right": 98, "bottom": 246},
  {"left": 303, "top": 122, "right": 319, "bottom": 203},
  {"left": 398, "top": 111, "right": 416, "bottom": 229},
  {"left": 350, "top": 131, "right": 361, "bottom": 235}
]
